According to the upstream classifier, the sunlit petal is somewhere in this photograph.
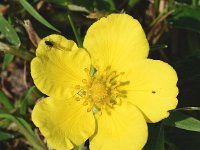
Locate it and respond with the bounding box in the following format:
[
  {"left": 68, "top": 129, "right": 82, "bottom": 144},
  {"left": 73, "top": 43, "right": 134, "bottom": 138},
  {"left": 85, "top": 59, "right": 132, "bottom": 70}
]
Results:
[
  {"left": 90, "top": 102, "right": 148, "bottom": 150},
  {"left": 124, "top": 59, "right": 178, "bottom": 122},
  {"left": 84, "top": 13, "right": 149, "bottom": 71},
  {"left": 32, "top": 97, "right": 95, "bottom": 150},
  {"left": 31, "top": 34, "right": 91, "bottom": 97}
]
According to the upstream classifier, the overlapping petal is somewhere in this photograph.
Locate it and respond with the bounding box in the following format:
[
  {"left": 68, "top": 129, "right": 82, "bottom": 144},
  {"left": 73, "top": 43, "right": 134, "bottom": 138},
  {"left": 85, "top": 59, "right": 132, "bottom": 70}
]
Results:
[
  {"left": 32, "top": 97, "right": 95, "bottom": 150},
  {"left": 90, "top": 102, "right": 148, "bottom": 150},
  {"left": 83, "top": 13, "right": 149, "bottom": 71},
  {"left": 124, "top": 59, "right": 178, "bottom": 123},
  {"left": 31, "top": 35, "right": 91, "bottom": 97}
]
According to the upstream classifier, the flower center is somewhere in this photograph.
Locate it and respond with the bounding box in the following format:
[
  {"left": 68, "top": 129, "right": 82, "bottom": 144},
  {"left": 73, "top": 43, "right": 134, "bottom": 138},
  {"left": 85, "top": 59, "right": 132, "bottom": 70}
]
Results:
[
  {"left": 75, "top": 66, "right": 129, "bottom": 114},
  {"left": 89, "top": 81, "right": 108, "bottom": 102}
]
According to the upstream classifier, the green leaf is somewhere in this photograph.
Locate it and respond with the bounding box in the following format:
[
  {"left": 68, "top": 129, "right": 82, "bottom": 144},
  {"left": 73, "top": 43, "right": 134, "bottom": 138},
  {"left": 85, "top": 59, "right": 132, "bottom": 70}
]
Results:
[
  {"left": 0, "top": 131, "right": 15, "bottom": 141},
  {"left": 192, "top": 0, "right": 200, "bottom": 6},
  {"left": 154, "top": 0, "right": 160, "bottom": 12},
  {"left": 19, "top": 0, "right": 60, "bottom": 33},
  {"left": 45, "top": 0, "right": 68, "bottom": 4},
  {"left": 67, "top": 14, "right": 82, "bottom": 47},
  {"left": 69, "top": 0, "right": 95, "bottom": 10},
  {"left": 128, "top": 0, "right": 139, "bottom": 8},
  {"left": 165, "top": 140, "right": 178, "bottom": 150},
  {"left": 19, "top": 86, "right": 37, "bottom": 116},
  {"left": 67, "top": 4, "right": 90, "bottom": 13},
  {"left": 90, "top": 65, "right": 97, "bottom": 77},
  {"left": 173, "top": 107, "right": 200, "bottom": 111},
  {"left": 155, "top": 124, "right": 165, "bottom": 150},
  {"left": 2, "top": 53, "right": 14, "bottom": 70},
  {"left": 164, "top": 112, "right": 200, "bottom": 132},
  {"left": 103, "top": 0, "right": 116, "bottom": 11},
  {"left": 73, "top": 143, "right": 84, "bottom": 150},
  {"left": 172, "top": 4, "right": 200, "bottom": 21},
  {"left": 17, "top": 117, "right": 36, "bottom": 137},
  {"left": 0, "top": 41, "right": 35, "bottom": 61},
  {"left": 169, "top": 4, "right": 200, "bottom": 32},
  {"left": 150, "top": 44, "right": 168, "bottom": 51},
  {"left": 0, "top": 119, "right": 11, "bottom": 128},
  {"left": 96, "top": 0, "right": 116, "bottom": 11},
  {"left": 0, "top": 112, "right": 46, "bottom": 150},
  {"left": 144, "top": 123, "right": 165, "bottom": 150},
  {"left": 0, "top": 15, "right": 21, "bottom": 47},
  {"left": 0, "top": 90, "right": 14, "bottom": 109}
]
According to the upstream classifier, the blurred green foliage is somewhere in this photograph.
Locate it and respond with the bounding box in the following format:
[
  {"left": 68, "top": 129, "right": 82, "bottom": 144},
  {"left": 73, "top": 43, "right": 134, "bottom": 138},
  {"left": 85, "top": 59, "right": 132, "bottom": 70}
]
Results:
[{"left": 0, "top": 0, "right": 200, "bottom": 149}]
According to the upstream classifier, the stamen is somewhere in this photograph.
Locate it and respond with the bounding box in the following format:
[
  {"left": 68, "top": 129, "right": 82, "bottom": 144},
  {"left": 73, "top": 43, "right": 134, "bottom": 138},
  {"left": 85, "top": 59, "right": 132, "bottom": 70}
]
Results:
[
  {"left": 110, "top": 81, "right": 121, "bottom": 89},
  {"left": 106, "top": 71, "right": 116, "bottom": 81},
  {"left": 78, "top": 66, "right": 128, "bottom": 114},
  {"left": 111, "top": 71, "right": 117, "bottom": 78},
  {"left": 117, "top": 93, "right": 127, "bottom": 98},
  {"left": 78, "top": 89, "right": 86, "bottom": 96},
  {"left": 111, "top": 72, "right": 125, "bottom": 81},
  {"left": 106, "top": 66, "right": 111, "bottom": 71},
  {"left": 117, "top": 90, "right": 127, "bottom": 94}
]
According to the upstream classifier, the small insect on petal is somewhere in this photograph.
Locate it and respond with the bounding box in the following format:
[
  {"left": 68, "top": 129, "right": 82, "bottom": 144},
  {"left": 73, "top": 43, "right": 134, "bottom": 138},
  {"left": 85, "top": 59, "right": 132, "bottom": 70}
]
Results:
[
  {"left": 44, "top": 40, "right": 71, "bottom": 51},
  {"left": 45, "top": 40, "right": 54, "bottom": 47}
]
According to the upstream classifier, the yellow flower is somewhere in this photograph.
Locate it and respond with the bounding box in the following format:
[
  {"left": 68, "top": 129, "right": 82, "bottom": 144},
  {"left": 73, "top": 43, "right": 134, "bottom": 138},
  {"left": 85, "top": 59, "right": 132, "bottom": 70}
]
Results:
[{"left": 31, "top": 14, "right": 178, "bottom": 150}]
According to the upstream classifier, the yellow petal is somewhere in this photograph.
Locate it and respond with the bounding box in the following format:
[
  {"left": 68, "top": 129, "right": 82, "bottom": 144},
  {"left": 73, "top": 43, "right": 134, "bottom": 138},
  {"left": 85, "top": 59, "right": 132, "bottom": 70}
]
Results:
[
  {"left": 31, "top": 34, "right": 90, "bottom": 97},
  {"left": 32, "top": 97, "right": 95, "bottom": 150},
  {"left": 124, "top": 59, "right": 178, "bottom": 123},
  {"left": 83, "top": 13, "right": 149, "bottom": 71},
  {"left": 90, "top": 102, "right": 148, "bottom": 150}
]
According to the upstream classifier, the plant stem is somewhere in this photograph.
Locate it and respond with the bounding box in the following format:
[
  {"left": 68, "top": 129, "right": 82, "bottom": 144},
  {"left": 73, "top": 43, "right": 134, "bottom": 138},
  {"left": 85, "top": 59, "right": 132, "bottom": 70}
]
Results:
[
  {"left": 0, "top": 41, "right": 35, "bottom": 61},
  {"left": 67, "top": 14, "right": 83, "bottom": 48}
]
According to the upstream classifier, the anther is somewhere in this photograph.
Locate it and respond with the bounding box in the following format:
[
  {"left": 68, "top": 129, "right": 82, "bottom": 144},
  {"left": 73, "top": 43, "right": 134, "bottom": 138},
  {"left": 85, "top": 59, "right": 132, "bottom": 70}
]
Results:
[
  {"left": 82, "top": 79, "right": 88, "bottom": 84},
  {"left": 95, "top": 65, "right": 100, "bottom": 70},
  {"left": 75, "top": 97, "right": 80, "bottom": 101},
  {"left": 102, "top": 70, "right": 107, "bottom": 76},
  {"left": 84, "top": 68, "right": 89, "bottom": 73},
  {"left": 75, "top": 85, "right": 81, "bottom": 89},
  {"left": 101, "top": 104, "right": 106, "bottom": 109},
  {"left": 116, "top": 72, "right": 125, "bottom": 80},
  {"left": 116, "top": 98, "right": 122, "bottom": 104},
  {"left": 106, "top": 66, "right": 111, "bottom": 71},
  {"left": 87, "top": 107, "right": 92, "bottom": 112},
  {"left": 99, "top": 111, "right": 102, "bottom": 116},
  {"left": 83, "top": 101, "right": 88, "bottom": 106}
]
